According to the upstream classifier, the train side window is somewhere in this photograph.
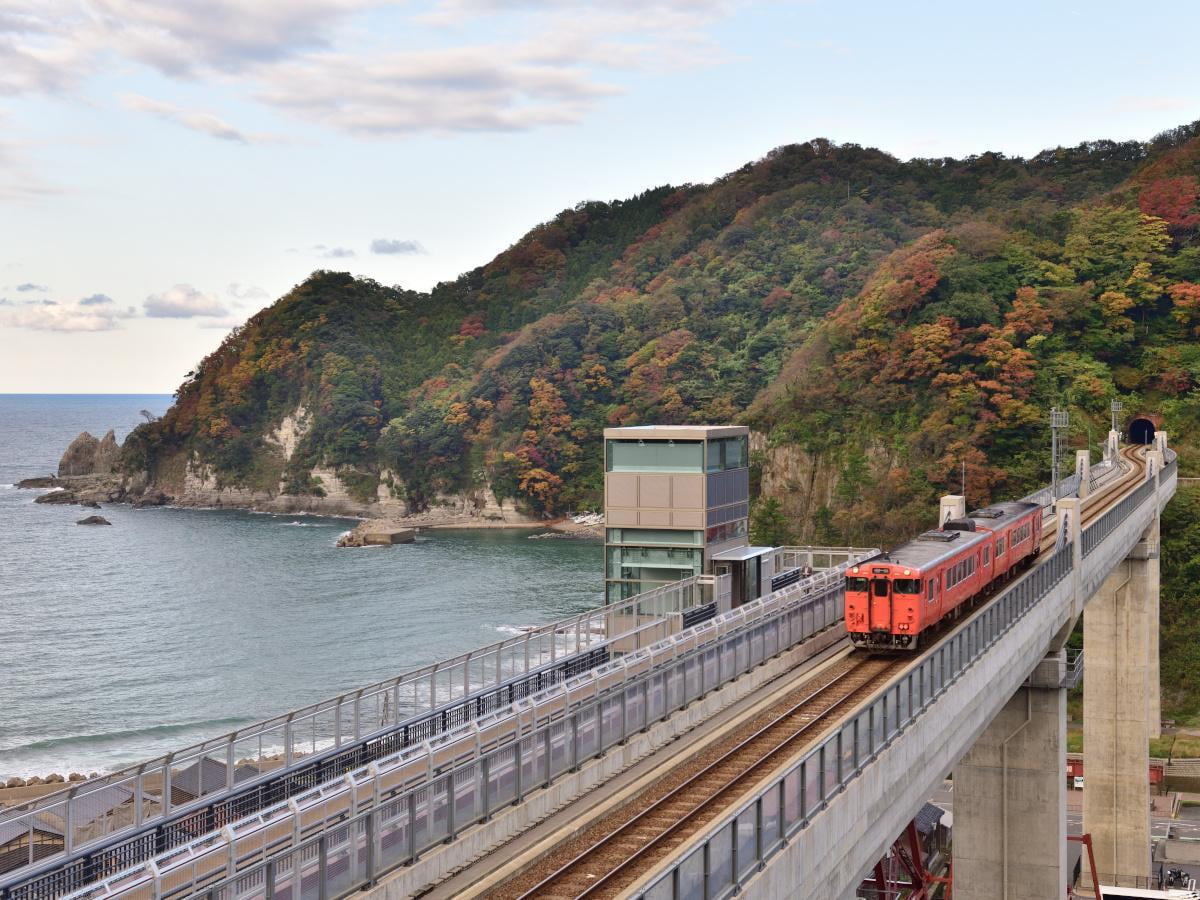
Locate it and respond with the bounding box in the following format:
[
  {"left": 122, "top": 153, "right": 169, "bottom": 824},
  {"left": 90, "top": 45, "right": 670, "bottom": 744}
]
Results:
[
  {"left": 984, "top": 546, "right": 990, "bottom": 564},
  {"left": 997, "top": 537, "right": 1006, "bottom": 555},
  {"left": 927, "top": 579, "right": 934, "bottom": 601}
]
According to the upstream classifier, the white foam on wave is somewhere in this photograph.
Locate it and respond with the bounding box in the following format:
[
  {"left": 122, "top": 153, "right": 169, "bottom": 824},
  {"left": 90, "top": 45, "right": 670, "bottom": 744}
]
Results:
[
  {"left": 489, "top": 624, "right": 538, "bottom": 637},
  {"left": 283, "top": 520, "right": 335, "bottom": 527},
  {"left": 0, "top": 483, "right": 13, "bottom": 489}
]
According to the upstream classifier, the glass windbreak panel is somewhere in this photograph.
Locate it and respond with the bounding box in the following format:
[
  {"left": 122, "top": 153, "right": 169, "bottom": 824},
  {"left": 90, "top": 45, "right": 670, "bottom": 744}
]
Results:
[
  {"left": 607, "top": 439, "right": 703, "bottom": 473},
  {"left": 608, "top": 528, "right": 703, "bottom": 546}
]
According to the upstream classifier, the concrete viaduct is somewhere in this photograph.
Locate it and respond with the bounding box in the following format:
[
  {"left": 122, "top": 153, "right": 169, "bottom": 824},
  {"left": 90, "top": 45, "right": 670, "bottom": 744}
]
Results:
[{"left": 0, "top": 431, "right": 1176, "bottom": 900}]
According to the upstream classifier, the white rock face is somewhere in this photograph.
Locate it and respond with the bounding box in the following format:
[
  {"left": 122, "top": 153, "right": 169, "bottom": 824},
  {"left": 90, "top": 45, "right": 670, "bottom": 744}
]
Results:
[{"left": 266, "top": 406, "right": 309, "bottom": 462}]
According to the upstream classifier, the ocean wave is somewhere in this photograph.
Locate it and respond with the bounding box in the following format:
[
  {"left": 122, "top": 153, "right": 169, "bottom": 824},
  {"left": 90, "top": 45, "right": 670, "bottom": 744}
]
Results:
[
  {"left": 489, "top": 624, "right": 538, "bottom": 637},
  {"left": 282, "top": 520, "right": 336, "bottom": 527},
  {"left": 1, "top": 717, "right": 251, "bottom": 757},
  {"left": 0, "top": 484, "right": 13, "bottom": 489}
]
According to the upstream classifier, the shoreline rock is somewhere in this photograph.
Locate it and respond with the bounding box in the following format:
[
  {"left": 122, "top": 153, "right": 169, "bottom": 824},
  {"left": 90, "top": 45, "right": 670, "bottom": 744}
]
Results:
[{"left": 76, "top": 515, "right": 112, "bottom": 526}]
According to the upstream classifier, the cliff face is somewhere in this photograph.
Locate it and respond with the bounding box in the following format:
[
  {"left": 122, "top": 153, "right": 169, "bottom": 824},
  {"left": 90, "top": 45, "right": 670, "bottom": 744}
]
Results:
[{"left": 108, "top": 121, "right": 1200, "bottom": 543}]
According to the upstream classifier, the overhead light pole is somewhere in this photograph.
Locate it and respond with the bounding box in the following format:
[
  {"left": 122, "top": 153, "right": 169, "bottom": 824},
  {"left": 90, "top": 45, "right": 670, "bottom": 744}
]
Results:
[{"left": 1050, "top": 406, "right": 1070, "bottom": 508}]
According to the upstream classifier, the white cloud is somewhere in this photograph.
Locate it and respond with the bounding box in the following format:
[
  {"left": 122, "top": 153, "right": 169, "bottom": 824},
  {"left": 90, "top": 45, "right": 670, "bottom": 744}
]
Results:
[
  {"left": 226, "top": 282, "right": 270, "bottom": 301},
  {"left": 16, "top": 281, "right": 47, "bottom": 291},
  {"left": 371, "top": 238, "right": 423, "bottom": 254},
  {"left": 312, "top": 243, "right": 355, "bottom": 258},
  {"left": 2, "top": 300, "right": 135, "bottom": 332},
  {"left": 143, "top": 283, "right": 229, "bottom": 318},
  {"left": 122, "top": 93, "right": 254, "bottom": 143},
  {"left": 79, "top": 292, "right": 113, "bottom": 305},
  {"left": 0, "top": 0, "right": 739, "bottom": 142},
  {"left": 88, "top": 0, "right": 374, "bottom": 75},
  {"left": 255, "top": 43, "right": 618, "bottom": 136}
]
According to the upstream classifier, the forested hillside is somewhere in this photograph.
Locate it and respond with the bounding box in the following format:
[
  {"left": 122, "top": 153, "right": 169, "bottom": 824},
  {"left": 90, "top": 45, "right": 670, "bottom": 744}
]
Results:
[{"left": 123, "top": 122, "right": 1200, "bottom": 541}]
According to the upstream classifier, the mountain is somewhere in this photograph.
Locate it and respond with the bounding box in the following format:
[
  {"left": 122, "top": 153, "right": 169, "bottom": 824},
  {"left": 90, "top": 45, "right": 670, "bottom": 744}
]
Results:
[{"left": 120, "top": 123, "right": 1200, "bottom": 540}]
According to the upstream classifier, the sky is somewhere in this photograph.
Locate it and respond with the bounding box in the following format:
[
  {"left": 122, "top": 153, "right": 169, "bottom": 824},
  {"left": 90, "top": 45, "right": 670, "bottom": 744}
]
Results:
[{"left": 1, "top": 0, "right": 1199, "bottom": 393}]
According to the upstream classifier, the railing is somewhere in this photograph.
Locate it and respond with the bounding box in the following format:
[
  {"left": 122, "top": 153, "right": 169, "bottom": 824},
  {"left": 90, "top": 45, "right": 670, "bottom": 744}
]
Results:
[
  {"left": 637, "top": 455, "right": 1170, "bottom": 900},
  {"left": 1063, "top": 648, "right": 1084, "bottom": 690},
  {"left": 0, "top": 572, "right": 731, "bottom": 892},
  {"left": 70, "top": 556, "right": 873, "bottom": 899},
  {"left": 1082, "top": 476, "right": 1155, "bottom": 557}
]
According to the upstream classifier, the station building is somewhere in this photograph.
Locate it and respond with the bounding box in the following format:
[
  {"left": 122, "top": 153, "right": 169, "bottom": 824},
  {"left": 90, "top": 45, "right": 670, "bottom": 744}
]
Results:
[{"left": 602, "top": 425, "right": 751, "bottom": 604}]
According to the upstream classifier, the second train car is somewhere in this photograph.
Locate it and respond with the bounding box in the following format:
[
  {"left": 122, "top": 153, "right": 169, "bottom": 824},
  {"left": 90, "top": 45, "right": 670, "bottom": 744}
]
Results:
[{"left": 845, "top": 500, "right": 1042, "bottom": 651}]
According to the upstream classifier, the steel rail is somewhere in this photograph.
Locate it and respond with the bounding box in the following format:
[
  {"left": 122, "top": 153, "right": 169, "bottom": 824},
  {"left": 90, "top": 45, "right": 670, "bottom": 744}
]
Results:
[{"left": 511, "top": 656, "right": 900, "bottom": 900}]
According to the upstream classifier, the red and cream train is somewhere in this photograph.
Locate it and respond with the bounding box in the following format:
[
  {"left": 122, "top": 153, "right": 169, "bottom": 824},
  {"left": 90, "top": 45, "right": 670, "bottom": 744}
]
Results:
[{"left": 845, "top": 500, "right": 1043, "bottom": 651}]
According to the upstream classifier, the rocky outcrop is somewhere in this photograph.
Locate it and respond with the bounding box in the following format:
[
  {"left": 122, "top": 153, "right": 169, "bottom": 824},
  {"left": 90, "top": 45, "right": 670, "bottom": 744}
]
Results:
[
  {"left": 35, "top": 489, "right": 77, "bottom": 504},
  {"left": 76, "top": 515, "right": 112, "bottom": 525},
  {"left": 58, "top": 430, "right": 119, "bottom": 476},
  {"left": 94, "top": 430, "right": 119, "bottom": 474},
  {"left": 17, "top": 476, "right": 61, "bottom": 488}
]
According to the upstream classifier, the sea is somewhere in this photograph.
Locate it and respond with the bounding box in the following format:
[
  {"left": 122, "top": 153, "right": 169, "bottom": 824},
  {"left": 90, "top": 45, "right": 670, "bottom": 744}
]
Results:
[{"left": 0, "top": 394, "right": 603, "bottom": 780}]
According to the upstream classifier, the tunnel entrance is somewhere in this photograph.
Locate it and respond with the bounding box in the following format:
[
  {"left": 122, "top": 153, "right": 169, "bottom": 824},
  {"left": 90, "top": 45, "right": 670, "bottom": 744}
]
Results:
[{"left": 1129, "top": 417, "right": 1156, "bottom": 444}]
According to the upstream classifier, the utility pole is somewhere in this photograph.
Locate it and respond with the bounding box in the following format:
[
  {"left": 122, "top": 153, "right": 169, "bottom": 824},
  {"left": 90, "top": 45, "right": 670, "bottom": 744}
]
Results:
[{"left": 1050, "top": 406, "right": 1070, "bottom": 509}]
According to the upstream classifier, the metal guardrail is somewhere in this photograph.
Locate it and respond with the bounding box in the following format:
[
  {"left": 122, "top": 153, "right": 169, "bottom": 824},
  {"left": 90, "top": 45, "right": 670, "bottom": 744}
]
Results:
[
  {"left": 1063, "top": 648, "right": 1084, "bottom": 690},
  {"left": 637, "top": 454, "right": 1170, "bottom": 900},
  {"left": 0, "top": 574, "right": 732, "bottom": 894},
  {"left": 67, "top": 556, "right": 874, "bottom": 899}
]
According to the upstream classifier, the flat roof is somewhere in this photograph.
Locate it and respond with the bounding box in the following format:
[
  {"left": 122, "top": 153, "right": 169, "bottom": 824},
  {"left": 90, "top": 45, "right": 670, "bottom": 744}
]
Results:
[
  {"left": 711, "top": 545, "right": 773, "bottom": 561},
  {"left": 604, "top": 425, "right": 748, "bottom": 440}
]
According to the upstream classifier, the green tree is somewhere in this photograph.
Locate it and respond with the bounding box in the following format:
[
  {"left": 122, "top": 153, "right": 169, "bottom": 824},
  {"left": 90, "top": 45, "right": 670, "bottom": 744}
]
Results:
[{"left": 751, "top": 497, "right": 794, "bottom": 546}]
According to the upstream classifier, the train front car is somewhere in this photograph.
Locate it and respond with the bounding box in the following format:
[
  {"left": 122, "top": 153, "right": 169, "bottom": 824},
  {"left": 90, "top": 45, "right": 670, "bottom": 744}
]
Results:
[
  {"left": 846, "top": 526, "right": 991, "bottom": 653},
  {"left": 845, "top": 559, "right": 927, "bottom": 651}
]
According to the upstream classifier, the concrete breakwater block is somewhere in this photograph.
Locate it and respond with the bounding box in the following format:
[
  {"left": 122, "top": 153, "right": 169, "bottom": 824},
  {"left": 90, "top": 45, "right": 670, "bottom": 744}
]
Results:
[{"left": 363, "top": 527, "right": 415, "bottom": 545}]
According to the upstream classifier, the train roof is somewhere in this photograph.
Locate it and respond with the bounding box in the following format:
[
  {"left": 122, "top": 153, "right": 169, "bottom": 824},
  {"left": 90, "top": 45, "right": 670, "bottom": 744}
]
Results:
[
  {"left": 873, "top": 527, "right": 989, "bottom": 571},
  {"left": 966, "top": 500, "right": 1042, "bottom": 529}
]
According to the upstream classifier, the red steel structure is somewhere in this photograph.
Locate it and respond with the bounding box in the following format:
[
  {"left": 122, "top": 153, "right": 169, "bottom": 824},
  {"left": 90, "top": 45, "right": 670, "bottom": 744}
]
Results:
[
  {"left": 845, "top": 500, "right": 1042, "bottom": 651},
  {"left": 859, "top": 820, "right": 952, "bottom": 899}
]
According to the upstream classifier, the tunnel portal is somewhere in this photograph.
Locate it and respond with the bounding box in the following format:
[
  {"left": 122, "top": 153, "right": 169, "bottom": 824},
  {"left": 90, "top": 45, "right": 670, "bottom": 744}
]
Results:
[{"left": 1129, "top": 417, "right": 1156, "bottom": 445}]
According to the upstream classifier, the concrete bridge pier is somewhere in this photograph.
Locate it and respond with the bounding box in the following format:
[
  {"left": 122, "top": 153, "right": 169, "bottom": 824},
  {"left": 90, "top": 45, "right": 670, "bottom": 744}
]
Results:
[
  {"left": 1081, "top": 499, "right": 1160, "bottom": 889},
  {"left": 952, "top": 652, "right": 1069, "bottom": 900}
]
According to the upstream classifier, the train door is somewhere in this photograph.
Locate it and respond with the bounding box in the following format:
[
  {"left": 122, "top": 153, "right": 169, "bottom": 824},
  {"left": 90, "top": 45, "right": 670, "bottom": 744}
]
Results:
[{"left": 869, "top": 575, "right": 892, "bottom": 632}]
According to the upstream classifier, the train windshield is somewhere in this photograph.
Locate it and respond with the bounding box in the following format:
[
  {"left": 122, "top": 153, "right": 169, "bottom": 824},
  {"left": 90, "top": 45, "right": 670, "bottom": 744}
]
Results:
[
  {"left": 847, "top": 577, "right": 868, "bottom": 592},
  {"left": 893, "top": 578, "right": 921, "bottom": 594}
]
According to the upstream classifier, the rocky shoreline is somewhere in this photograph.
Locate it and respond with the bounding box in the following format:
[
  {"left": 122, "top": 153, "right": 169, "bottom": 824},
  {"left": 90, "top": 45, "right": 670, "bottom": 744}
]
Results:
[{"left": 27, "top": 429, "right": 604, "bottom": 540}]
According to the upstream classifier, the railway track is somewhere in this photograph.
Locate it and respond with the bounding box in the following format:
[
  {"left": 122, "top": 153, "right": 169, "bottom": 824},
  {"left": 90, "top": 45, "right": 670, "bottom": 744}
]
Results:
[
  {"left": 490, "top": 655, "right": 901, "bottom": 900},
  {"left": 479, "top": 445, "right": 1151, "bottom": 900},
  {"left": 1037, "top": 444, "right": 1145, "bottom": 555}
]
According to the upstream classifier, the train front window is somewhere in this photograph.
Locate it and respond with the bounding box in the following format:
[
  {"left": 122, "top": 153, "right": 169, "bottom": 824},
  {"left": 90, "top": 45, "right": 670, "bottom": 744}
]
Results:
[
  {"left": 848, "top": 577, "right": 868, "bottom": 592},
  {"left": 893, "top": 579, "right": 920, "bottom": 594},
  {"left": 872, "top": 579, "right": 889, "bottom": 597}
]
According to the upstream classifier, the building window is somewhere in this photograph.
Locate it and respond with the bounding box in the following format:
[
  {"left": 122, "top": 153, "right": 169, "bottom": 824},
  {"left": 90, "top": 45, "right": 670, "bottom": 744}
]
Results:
[
  {"left": 704, "top": 519, "right": 748, "bottom": 545},
  {"left": 606, "top": 439, "right": 703, "bottom": 473},
  {"left": 607, "top": 528, "right": 703, "bottom": 546},
  {"left": 705, "top": 436, "right": 750, "bottom": 473}
]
